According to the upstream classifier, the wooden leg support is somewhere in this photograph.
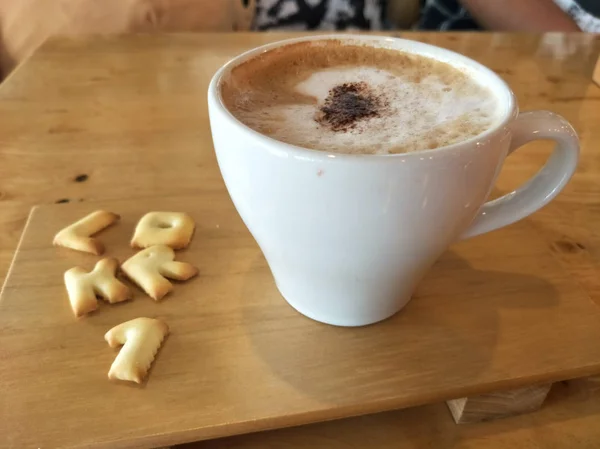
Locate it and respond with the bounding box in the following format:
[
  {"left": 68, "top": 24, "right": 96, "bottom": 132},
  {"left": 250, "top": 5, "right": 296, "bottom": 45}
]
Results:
[{"left": 446, "top": 383, "right": 553, "bottom": 424}]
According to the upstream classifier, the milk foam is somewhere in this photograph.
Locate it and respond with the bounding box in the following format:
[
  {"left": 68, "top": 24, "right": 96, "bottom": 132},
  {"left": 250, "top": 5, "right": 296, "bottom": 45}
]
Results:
[{"left": 222, "top": 43, "right": 502, "bottom": 155}]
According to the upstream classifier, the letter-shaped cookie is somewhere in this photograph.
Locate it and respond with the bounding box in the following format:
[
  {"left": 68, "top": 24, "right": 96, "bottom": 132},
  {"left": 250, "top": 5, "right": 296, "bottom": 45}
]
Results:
[
  {"left": 131, "top": 212, "right": 195, "bottom": 249},
  {"left": 64, "top": 258, "right": 131, "bottom": 317},
  {"left": 121, "top": 245, "right": 197, "bottom": 300},
  {"left": 54, "top": 210, "right": 120, "bottom": 255},
  {"left": 105, "top": 317, "right": 169, "bottom": 384}
]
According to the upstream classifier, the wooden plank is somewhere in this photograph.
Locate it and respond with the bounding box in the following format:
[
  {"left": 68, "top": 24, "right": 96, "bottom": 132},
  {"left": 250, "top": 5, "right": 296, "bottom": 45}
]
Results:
[
  {"left": 2, "top": 197, "right": 600, "bottom": 448},
  {"left": 446, "top": 384, "right": 552, "bottom": 424},
  {"left": 0, "top": 33, "right": 600, "bottom": 449},
  {"left": 187, "top": 380, "right": 600, "bottom": 449},
  {"left": 593, "top": 55, "right": 600, "bottom": 86}
]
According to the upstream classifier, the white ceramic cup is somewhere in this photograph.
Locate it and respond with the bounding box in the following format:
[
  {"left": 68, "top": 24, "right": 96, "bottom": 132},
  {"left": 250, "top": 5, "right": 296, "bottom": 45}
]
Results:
[{"left": 208, "top": 35, "right": 579, "bottom": 327}]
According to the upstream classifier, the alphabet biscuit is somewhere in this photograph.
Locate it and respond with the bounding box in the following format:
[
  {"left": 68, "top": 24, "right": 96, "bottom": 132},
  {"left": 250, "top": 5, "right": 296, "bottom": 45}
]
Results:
[
  {"left": 121, "top": 245, "right": 198, "bottom": 300},
  {"left": 131, "top": 212, "right": 195, "bottom": 249},
  {"left": 54, "top": 210, "right": 120, "bottom": 255},
  {"left": 64, "top": 258, "right": 131, "bottom": 317},
  {"left": 105, "top": 317, "right": 169, "bottom": 384}
]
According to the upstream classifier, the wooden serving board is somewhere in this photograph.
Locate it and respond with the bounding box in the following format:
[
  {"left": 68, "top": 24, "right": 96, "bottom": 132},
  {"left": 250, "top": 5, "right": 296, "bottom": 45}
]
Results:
[{"left": 2, "top": 195, "right": 600, "bottom": 449}]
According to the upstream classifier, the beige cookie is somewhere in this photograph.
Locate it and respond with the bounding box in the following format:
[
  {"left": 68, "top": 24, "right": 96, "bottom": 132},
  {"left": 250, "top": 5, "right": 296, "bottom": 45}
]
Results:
[
  {"left": 54, "top": 210, "right": 120, "bottom": 255},
  {"left": 64, "top": 258, "right": 131, "bottom": 317},
  {"left": 131, "top": 212, "right": 195, "bottom": 249},
  {"left": 105, "top": 317, "right": 169, "bottom": 384},
  {"left": 121, "top": 245, "right": 197, "bottom": 300}
]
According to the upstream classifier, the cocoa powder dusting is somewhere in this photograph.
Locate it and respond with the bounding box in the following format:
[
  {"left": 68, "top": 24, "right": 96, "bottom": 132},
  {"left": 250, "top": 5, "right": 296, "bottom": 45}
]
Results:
[{"left": 316, "top": 82, "right": 385, "bottom": 132}]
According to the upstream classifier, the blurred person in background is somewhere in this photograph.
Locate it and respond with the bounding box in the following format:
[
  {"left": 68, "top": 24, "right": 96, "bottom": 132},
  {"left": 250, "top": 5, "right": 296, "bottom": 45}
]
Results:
[
  {"left": 418, "top": 0, "right": 599, "bottom": 31},
  {"left": 253, "top": 0, "right": 418, "bottom": 30},
  {"left": 0, "top": 0, "right": 597, "bottom": 78},
  {"left": 252, "top": 0, "right": 598, "bottom": 31}
]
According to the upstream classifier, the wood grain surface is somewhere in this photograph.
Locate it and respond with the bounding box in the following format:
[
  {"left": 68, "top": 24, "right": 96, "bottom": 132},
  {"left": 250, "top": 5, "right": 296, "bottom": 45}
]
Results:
[
  {"left": 2, "top": 198, "right": 600, "bottom": 448},
  {"left": 0, "top": 33, "right": 599, "bottom": 448}
]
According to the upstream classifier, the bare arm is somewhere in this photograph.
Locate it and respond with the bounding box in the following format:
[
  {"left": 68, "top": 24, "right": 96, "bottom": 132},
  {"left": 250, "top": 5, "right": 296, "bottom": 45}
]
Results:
[{"left": 459, "top": 0, "right": 580, "bottom": 31}]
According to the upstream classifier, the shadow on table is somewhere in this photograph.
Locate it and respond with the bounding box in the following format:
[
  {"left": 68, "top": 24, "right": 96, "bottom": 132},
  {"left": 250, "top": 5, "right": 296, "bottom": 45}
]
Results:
[
  {"left": 186, "top": 249, "right": 563, "bottom": 449},
  {"left": 238, "top": 249, "right": 559, "bottom": 407}
]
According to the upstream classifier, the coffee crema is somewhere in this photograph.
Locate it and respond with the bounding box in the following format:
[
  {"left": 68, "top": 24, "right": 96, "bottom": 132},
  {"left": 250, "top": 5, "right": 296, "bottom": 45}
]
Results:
[{"left": 220, "top": 40, "right": 501, "bottom": 155}]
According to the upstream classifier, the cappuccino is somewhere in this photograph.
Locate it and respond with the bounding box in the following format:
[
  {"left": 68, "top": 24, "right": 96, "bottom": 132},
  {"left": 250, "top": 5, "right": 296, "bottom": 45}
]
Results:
[{"left": 220, "top": 40, "right": 502, "bottom": 155}]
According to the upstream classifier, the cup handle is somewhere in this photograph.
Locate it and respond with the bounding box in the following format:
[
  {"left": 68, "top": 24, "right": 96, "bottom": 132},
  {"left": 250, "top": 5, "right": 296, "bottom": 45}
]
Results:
[{"left": 460, "top": 111, "right": 579, "bottom": 240}]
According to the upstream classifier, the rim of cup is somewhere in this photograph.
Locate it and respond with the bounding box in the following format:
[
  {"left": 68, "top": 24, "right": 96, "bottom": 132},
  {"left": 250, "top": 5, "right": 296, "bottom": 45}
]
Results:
[{"left": 208, "top": 34, "right": 518, "bottom": 161}]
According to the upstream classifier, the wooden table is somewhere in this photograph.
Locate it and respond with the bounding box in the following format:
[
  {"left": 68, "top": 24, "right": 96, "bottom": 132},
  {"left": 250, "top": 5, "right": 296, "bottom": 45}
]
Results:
[{"left": 0, "top": 32, "right": 599, "bottom": 448}]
